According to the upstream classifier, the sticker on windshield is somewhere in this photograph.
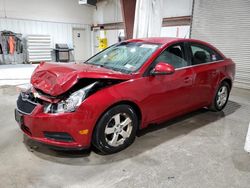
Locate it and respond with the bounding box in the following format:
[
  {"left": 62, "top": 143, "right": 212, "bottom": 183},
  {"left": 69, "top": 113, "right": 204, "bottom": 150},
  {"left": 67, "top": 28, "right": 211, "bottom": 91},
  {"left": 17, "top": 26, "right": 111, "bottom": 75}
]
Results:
[
  {"left": 125, "top": 64, "right": 135, "bottom": 70},
  {"left": 140, "top": 44, "right": 158, "bottom": 49}
]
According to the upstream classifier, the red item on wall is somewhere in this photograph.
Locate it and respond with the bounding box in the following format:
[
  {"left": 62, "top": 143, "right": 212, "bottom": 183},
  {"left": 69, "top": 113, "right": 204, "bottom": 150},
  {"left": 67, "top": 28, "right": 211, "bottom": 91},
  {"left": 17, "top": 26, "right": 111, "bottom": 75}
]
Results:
[{"left": 8, "top": 36, "right": 15, "bottom": 55}]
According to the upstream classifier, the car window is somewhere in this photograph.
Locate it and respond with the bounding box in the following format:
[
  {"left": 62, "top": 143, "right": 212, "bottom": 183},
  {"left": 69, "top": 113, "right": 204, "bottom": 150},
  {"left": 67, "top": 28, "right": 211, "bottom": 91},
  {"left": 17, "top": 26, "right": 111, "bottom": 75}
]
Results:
[
  {"left": 190, "top": 43, "right": 223, "bottom": 65},
  {"left": 154, "top": 43, "right": 188, "bottom": 69}
]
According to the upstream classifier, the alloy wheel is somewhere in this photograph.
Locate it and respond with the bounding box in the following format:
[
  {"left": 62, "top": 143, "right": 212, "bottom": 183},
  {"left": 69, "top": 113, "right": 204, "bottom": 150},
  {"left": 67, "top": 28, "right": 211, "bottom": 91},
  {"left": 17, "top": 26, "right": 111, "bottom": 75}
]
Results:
[
  {"left": 104, "top": 113, "right": 133, "bottom": 147},
  {"left": 216, "top": 85, "right": 228, "bottom": 108}
]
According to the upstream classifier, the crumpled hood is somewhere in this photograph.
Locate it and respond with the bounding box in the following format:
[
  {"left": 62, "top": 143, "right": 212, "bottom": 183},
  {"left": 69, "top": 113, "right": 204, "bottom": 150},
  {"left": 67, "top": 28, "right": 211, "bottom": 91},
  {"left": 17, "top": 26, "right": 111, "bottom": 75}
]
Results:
[{"left": 31, "top": 62, "right": 132, "bottom": 96}]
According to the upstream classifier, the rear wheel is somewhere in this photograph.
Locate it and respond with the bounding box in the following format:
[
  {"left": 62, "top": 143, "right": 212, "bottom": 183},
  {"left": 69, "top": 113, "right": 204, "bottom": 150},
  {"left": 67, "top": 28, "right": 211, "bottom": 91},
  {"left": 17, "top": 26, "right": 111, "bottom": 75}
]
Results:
[
  {"left": 92, "top": 105, "right": 138, "bottom": 154},
  {"left": 209, "top": 81, "right": 230, "bottom": 111}
]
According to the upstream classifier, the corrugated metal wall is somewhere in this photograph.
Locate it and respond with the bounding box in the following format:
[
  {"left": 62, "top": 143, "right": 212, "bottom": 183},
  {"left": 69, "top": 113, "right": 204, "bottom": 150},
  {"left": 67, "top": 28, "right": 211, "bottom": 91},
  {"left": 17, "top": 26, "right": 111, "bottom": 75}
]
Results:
[
  {"left": 191, "top": 0, "right": 250, "bottom": 89},
  {"left": 0, "top": 17, "right": 91, "bottom": 51}
]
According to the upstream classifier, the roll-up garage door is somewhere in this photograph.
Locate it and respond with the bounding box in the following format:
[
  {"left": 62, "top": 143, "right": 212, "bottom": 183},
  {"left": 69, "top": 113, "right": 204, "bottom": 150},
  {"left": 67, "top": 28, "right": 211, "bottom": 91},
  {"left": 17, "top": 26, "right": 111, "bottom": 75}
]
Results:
[{"left": 191, "top": 0, "right": 250, "bottom": 89}]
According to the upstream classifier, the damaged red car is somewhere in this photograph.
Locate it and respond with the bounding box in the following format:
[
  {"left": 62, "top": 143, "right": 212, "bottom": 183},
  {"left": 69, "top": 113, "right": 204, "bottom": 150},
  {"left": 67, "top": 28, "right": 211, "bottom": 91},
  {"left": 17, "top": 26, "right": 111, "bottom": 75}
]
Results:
[{"left": 15, "top": 37, "right": 235, "bottom": 154}]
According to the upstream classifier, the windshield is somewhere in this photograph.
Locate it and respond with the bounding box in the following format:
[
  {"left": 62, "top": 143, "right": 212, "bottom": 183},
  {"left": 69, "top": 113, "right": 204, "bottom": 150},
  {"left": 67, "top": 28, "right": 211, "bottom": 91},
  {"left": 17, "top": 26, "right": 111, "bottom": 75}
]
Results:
[{"left": 86, "top": 42, "right": 160, "bottom": 73}]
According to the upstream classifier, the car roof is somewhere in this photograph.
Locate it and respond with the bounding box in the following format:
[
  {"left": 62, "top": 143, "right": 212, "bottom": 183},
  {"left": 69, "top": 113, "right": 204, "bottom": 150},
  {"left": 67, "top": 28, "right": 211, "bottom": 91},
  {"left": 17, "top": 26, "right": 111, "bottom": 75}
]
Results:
[
  {"left": 126, "top": 37, "right": 226, "bottom": 58},
  {"left": 127, "top": 37, "right": 203, "bottom": 45}
]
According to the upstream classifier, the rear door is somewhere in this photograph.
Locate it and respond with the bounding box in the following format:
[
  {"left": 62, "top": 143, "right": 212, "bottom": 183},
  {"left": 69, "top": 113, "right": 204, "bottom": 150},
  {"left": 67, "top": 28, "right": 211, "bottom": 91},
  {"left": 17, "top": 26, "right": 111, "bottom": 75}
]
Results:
[{"left": 187, "top": 42, "right": 224, "bottom": 106}]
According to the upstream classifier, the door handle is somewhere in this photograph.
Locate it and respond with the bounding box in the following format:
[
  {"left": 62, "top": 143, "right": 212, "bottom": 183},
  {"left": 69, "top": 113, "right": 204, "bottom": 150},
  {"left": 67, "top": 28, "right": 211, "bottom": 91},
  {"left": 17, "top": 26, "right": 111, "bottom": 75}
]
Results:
[
  {"left": 211, "top": 71, "right": 217, "bottom": 77},
  {"left": 184, "top": 77, "right": 192, "bottom": 83}
]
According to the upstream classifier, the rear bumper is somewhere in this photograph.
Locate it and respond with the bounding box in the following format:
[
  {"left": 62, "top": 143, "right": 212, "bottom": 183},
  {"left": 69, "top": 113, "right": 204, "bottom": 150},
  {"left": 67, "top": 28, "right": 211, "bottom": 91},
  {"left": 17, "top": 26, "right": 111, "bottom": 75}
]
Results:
[{"left": 15, "top": 105, "right": 96, "bottom": 149}]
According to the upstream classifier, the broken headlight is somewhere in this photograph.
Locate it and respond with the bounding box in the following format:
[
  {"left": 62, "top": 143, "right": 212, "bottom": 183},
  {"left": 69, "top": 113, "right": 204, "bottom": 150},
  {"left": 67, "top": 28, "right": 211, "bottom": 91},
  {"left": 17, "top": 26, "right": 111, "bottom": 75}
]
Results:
[
  {"left": 44, "top": 82, "right": 97, "bottom": 113},
  {"left": 17, "top": 83, "right": 33, "bottom": 93}
]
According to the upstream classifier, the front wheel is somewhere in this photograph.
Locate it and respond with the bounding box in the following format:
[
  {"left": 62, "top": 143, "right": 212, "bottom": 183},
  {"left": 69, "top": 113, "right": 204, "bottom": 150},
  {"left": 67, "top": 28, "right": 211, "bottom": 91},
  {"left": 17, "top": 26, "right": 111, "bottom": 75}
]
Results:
[
  {"left": 92, "top": 105, "right": 138, "bottom": 154},
  {"left": 209, "top": 81, "right": 230, "bottom": 111}
]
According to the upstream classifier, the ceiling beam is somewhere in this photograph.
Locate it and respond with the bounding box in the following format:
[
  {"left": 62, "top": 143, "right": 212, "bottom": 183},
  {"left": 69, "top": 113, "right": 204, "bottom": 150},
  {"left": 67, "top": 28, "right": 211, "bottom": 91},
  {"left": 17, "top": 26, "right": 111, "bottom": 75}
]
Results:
[{"left": 162, "top": 16, "right": 191, "bottom": 27}]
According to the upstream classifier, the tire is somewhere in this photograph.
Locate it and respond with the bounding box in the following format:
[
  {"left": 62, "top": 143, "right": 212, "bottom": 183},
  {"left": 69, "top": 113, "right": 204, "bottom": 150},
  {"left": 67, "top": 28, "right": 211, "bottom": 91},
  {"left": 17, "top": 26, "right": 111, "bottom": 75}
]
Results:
[
  {"left": 92, "top": 104, "right": 138, "bottom": 154},
  {"left": 209, "top": 81, "right": 230, "bottom": 111}
]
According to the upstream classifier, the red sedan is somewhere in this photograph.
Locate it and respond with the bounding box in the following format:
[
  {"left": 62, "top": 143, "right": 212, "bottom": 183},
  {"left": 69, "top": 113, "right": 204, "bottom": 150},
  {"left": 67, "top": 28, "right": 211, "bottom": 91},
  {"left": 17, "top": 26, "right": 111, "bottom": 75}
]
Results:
[{"left": 15, "top": 37, "right": 235, "bottom": 154}]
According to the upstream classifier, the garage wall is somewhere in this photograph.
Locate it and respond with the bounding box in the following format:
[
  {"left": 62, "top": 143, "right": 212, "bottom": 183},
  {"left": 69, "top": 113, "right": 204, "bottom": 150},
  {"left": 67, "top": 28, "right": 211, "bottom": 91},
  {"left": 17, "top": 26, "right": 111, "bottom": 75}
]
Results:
[
  {"left": 0, "top": 0, "right": 93, "bottom": 24},
  {"left": 0, "top": 18, "right": 91, "bottom": 49},
  {"left": 161, "top": 0, "right": 192, "bottom": 39},
  {"left": 161, "top": 26, "right": 190, "bottom": 38},
  {"left": 93, "top": 0, "right": 123, "bottom": 24},
  {"left": 0, "top": 0, "right": 94, "bottom": 61},
  {"left": 191, "top": 0, "right": 250, "bottom": 89},
  {"left": 92, "top": 0, "right": 123, "bottom": 54},
  {"left": 162, "top": 0, "right": 193, "bottom": 17},
  {"left": 92, "top": 0, "right": 193, "bottom": 50},
  {"left": 93, "top": 0, "right": 193, "bottom": 25}
]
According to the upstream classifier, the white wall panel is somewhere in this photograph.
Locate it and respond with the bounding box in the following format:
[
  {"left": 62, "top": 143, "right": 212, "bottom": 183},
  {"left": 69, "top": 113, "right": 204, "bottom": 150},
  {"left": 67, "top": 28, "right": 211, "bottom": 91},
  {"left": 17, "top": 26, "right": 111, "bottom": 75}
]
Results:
[
  {"left": 162, "top": 0, "right": 193, "bottom": 18},
  {"left": 0, "top": 18, "right": 91, "bottom": 49},
  {"left": 161, "top": 26, "right": 190, "bottom": 38},
  {"left": 93, "top": 0, "right": 123, "bottom": 24},
  {"left": 0, "top": 0, "right": 94, "bottom": 24}
]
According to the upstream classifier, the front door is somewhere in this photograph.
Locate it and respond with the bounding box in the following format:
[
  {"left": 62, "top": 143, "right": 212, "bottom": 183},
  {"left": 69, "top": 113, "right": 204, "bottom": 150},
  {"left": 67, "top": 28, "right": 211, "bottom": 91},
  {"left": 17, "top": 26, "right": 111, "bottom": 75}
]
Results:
[{"left": 141, "top": 43, "right": 194, "bottom": 122}]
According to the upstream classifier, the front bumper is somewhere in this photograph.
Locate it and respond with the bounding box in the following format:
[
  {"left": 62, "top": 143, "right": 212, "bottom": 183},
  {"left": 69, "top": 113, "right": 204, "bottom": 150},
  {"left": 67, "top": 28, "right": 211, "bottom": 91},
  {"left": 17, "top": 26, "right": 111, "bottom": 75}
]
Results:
[{"left": 15, "top": 99, "right": 96, "bottom": 149}]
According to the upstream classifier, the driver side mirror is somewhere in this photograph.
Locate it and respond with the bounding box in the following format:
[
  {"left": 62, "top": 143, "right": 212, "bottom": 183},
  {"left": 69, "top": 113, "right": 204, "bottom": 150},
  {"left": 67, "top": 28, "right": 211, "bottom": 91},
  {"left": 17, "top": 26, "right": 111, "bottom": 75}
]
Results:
[{"left": 150, "top": 62, "right": 175, "bottom": 76}]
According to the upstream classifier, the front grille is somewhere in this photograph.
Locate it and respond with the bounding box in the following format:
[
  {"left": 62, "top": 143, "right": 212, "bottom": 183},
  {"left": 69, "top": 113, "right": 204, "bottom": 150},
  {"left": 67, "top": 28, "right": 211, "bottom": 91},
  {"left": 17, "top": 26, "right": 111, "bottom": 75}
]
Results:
[
  {"left": 16, "top": 93, "right": 37, "bottom": 114},
  {"left": 44, "top": 132, "right": 74, "bottom": 142}
]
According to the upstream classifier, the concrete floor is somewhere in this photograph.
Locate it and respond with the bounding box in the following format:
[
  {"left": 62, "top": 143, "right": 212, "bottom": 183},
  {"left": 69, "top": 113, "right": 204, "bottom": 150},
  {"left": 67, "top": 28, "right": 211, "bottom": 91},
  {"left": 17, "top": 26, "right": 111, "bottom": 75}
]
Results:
[{"left": 0, "top": 86, "right": 250, "bottom": 188}]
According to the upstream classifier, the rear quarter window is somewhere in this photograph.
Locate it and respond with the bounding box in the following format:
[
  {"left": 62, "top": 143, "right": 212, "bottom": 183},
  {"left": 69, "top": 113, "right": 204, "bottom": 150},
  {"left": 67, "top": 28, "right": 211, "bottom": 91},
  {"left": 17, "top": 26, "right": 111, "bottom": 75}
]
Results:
[{"left": 190, "top": 43, "right": 223, "bottom": 65}]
